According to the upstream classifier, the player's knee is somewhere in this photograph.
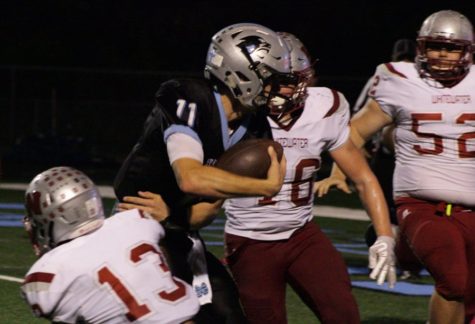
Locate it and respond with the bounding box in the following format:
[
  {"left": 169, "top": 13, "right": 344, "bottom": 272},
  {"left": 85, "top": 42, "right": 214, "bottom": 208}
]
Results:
[{"left": 436, "top": 275, "right": 467, "bottom": 301}]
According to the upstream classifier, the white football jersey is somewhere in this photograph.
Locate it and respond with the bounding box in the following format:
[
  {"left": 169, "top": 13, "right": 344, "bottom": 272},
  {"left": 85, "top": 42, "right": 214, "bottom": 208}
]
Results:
[
  {"left": 224, "top": 87, "right": 350, "bottom": 240},
  {"left": 370, "top": 62, "right": 475, "bottom": 206},
  {"left": 22, "top": 209, "right": 199, "bottom": 324}
]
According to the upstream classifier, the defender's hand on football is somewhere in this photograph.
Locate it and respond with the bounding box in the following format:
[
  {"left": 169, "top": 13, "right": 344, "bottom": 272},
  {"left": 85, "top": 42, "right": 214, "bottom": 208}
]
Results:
[
  {"left": 313, "top": 176, "right": 352, "bottom": 197},
  {"left": 368, "top": 235, "right": 397, "bottom": 288},
  {"left": 118, "top": 191, "right": 170, "bottom": 222},
  {"left": 266, "top": 146, "right": 286, "bottom": 196}
]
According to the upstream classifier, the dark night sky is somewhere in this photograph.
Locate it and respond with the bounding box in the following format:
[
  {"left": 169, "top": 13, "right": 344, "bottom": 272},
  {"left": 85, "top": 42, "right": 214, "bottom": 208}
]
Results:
[
  {"left": 1, "top": 0, "right": 475, "bottom": 176},
  {"left": 4, "top": 0, "right": 475, "bottom": 78}
]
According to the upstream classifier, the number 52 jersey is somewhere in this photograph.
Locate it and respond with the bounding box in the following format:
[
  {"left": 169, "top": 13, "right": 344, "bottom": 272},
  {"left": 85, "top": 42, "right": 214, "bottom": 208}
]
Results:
[
  {"left": 21, "top": 209, "right": 199, "bottom": 324},
  {"left": 370, "top": 61, "right": 475, "bottom": 206}
]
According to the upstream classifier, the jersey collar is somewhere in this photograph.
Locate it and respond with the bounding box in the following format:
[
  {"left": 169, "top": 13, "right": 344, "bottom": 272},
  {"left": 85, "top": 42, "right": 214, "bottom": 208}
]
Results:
[{"left": 214, "top": 91, "right": 250, "bottom": 150}]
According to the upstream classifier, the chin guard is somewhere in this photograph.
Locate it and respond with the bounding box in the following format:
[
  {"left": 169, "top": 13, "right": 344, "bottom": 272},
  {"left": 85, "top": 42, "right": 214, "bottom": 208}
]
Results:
[{"left": 259, "top": 72, "right": 309, "bottom": 120}]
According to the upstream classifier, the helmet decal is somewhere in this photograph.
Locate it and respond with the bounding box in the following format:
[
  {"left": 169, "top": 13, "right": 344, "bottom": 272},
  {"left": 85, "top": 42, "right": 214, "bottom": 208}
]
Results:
[{"left": 237, "top": 36, "right": 272, "bottom": 56}]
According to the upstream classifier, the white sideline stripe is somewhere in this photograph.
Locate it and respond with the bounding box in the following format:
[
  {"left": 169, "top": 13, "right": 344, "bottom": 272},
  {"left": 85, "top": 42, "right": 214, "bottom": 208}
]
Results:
[
  {"left": 0, "top": 183, "right": 116, "bottom": 199},
  {"left": 0, "top": 274, "right": 23, "bottom": 283},
  {"left": 1, "top": 183, "right": 369, "bottom": 220},
  {"left": 0, "top": 183, "right": 28, "bottom": 191},
  {"left": 313, "top": 206, "right": 370, "bottom": 221},
  {"left": 97, "top": 186, "right": 115, "bottom": 198}
]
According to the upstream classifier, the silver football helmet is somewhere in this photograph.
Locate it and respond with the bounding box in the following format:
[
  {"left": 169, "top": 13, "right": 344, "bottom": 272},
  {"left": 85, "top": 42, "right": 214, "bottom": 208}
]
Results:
[
  {"left": 24, "top": 166, "right": 105, "bottom": 255},
  {"left": 278, "top": 32, "right": 315, "bottom": 82},
  {"left": 416, "top": 10, "right": 474, "bottom": 85},
  {"left": 204, "top": 23, "right": 297, "bottom": 110},
  {"left": 272, "top": 32, "right": 315, "bottom": 119}
]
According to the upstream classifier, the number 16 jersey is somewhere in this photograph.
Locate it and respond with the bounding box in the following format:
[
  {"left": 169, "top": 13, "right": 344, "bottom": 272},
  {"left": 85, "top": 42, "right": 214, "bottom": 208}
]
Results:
[{"left": 224, "top": 88, "right": 350, "bottom": 240}]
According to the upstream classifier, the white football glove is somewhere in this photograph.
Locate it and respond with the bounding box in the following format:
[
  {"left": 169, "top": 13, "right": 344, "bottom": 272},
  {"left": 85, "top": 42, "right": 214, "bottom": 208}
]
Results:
[{"left": 368, "top": 235, "right": 397, "bottom": 288}]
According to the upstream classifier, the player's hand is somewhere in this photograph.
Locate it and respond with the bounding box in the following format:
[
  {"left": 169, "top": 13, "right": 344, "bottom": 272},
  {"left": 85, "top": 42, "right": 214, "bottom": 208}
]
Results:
[
  {"left": 265, "top": 145, "right": 286, "bottom": 196},
  {"left": 368, "top": 235, "right": 397, "bottom": 288},
  {"left": 117, "top": 191, "right": 170, "bottom": 222},
  {"left": 313, "top": 177, "right": 351, "bottom": 197}
]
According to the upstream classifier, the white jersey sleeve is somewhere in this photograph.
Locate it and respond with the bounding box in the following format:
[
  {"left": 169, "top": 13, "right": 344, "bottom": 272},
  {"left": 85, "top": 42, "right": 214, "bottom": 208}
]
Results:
[
  {"left": 22, "top": 209, "right": 200, "bottom": 324},
  {"left": 224, "top": 87, "right": 351, "bottom": 240},
  {"left": 368, "top": 62, "right": 410, "bottom": 119},
  {"left": 324, "top": 90, "right": 351, "bottom": 152},
  {"left": 166, "top": 131, "right": 204, "bottom": 164},
  {"left": 370, "top": 61, "right": 475, "bottom": 205}
]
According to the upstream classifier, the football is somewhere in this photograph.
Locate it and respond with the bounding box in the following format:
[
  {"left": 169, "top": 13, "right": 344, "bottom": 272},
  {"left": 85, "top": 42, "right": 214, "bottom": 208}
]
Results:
[{"left": 215, "top": 139, "right": 283, "bottom": 179}]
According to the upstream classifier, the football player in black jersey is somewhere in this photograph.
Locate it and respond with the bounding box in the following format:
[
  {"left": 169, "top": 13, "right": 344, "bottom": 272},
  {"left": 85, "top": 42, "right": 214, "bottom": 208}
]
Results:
[{"left": 114, "top": 23, "right": 307, "bottom": 323}]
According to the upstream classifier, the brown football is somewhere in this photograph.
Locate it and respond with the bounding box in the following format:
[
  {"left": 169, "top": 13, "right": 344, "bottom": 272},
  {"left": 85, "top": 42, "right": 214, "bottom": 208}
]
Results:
[{"left": 215, "top": 139, "right": 284, "bottom": 179}]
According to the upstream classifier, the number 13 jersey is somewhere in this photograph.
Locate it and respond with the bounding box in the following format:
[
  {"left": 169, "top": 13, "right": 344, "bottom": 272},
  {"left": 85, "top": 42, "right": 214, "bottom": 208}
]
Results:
[{"left": 21, "top": 210, "right": 199, "bottom": 323}]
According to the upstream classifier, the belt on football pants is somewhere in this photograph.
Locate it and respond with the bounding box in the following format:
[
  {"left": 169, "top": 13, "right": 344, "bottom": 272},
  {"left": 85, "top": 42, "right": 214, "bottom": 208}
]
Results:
[{"left": 434, "top": 202, "right": 474, "bottom": 217}]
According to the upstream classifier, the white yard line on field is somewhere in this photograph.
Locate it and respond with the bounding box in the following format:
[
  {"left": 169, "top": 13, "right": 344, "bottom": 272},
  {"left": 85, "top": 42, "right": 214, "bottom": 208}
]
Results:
[
  {"left": 1, "top": 183, "right": 369, "bottom": 220},
  {"left": 0, "top": 183, "right": 116, "bottom": 198},
  {"left": 0, "top": 274, "right": 23, "bottom": 283},
  {"left": 313, "top": 205, "right": 370, "bottom": 221}
]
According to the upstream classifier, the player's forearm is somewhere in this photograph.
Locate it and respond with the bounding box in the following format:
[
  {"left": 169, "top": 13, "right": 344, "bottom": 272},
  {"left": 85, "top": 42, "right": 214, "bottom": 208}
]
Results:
[
  {"left": 330, "top": 126, "right": 371, "bottom": 180},
  {"left": 178, "top": 164, "right": 280, "bottom": 198},
  {"left": 354, "top": 177, "right": 393, "bottom": 237}
]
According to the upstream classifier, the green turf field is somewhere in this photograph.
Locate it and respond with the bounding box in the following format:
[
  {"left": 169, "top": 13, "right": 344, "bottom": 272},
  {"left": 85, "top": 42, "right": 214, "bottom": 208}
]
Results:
[{"left": 0, "top": 188, "right": 431, "bottom": 323}]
